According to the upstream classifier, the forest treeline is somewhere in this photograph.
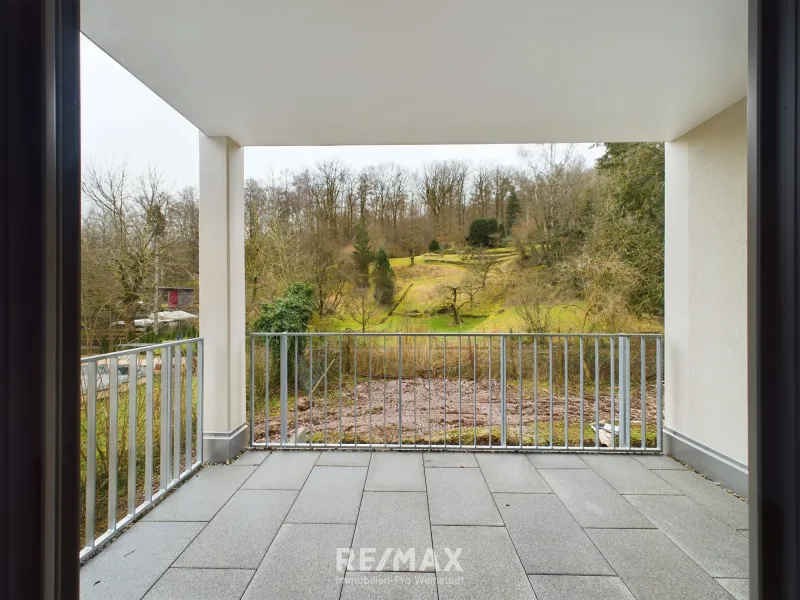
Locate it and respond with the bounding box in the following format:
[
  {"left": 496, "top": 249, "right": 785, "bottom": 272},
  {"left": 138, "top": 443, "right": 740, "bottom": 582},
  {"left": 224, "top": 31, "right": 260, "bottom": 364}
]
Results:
[{"left": 80, "top": 143, "right": 664, "bottom": 344}]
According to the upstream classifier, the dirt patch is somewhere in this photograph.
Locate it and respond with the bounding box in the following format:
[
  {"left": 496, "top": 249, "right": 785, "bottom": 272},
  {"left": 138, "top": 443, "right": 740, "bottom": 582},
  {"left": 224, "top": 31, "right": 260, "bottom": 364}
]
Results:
[{"left": 253, "top": 377, "right": 658, "bottom": 446}]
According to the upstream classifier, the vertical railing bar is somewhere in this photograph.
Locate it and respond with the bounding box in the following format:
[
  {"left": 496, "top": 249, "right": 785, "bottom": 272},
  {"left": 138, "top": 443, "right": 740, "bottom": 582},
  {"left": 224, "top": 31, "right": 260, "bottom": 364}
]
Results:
[
  {"left": 185, "top": 343, "right": 193, "bottom": 471},
  {"left": 500, "top": 335, "right": 507, "bottom": 448},
  {"left": 443, "top": 336, "right": 448, "bottom": 448},
  {"left": 488, "top": 336, "right": 493, "bottom": 448},
  {"left": 173, "top": 344, "right": 181, "bottom": 477},
  {"left": 398, "top": 334, "right": 403, "bottom": 447},
  {"left": 339, "top": 337, "right": 343, "bottom": 445},
  {"left": 368, "top": 336, "right": 372, "bottom": 446},
  {"left": 160, "top": 347, "right": 170, "bottom": 488},
  {"left": 610, "top": 337, "right": 616, "bottom": 451},
  {"left": 472, "top": 336, "right": 477, "bottom": 448},
  {"left": 264, "top": 335, "right": 280, "bottom": 444},
  {"left": 564, "top": 336, "right": 568, "bottom": 449},
  {"left": 519, "top": 336, "right": 523, "bottom": 448},
  {"left": 656, "top": 336, "right": 663, "bottom": 450},
  {"left": 579, "top": 337, "right": 585, "bottom": 449},
  {"left": 279, "top": 334, "right": 288, "bottom": 446},
  {"left": 127, "top": 352, "right": 137, "bottom": 516},
  {"left": 324, "top": 337, "right": 328, "bottom": 446},
  {"left": 594, "top": 337, "right": 600, "bottom": 449},
  {"left": 548, "top": 337, "right": 553, "bottom": 449},
  {"left": 249, "top": 335, "right": 255, "bottom": 445},
  {"left": 294, "top": 340, "right": 299, "bottom": 447},
  {"left": 533, "top": 337, "right": 539, "bottom": 448},
  {"left": 108, "top": 357, "right": 119, "bottom": 531},
  {"left": 383, "top": 336, "right": 387, "bottom": 446},
  {"left": 353, "top": 337, "right": 357, "bottom": 447},
  {"left": 197, "top": 341, "right": 204, "bottom": 463},
  {"left": 144, "top": 351, "right": 153, "bottom": 502},
  {"left": 458, "top": 336, "right": 463, "bottom": 446},
  {"left": 641, "top": 336, "right": 646, "bottom": 450},
  {"left": 413, "top": 336, "right": 418, "bottom": 445},
  {"left": 85, "top": 361, "right": 97, "bottom": 547},
  {"left": 427, "top": 336, "right": 432, "bottom": 448},
  {"left": 309, "top": 336, "right": 314, "bottom": 445}
]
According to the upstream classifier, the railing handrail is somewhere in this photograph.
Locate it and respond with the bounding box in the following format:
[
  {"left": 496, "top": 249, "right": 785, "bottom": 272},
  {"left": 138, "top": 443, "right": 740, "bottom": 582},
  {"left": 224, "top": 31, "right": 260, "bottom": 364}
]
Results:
[
  {"left": 81, "top": 336, "right": 204, "bottom": 363},
  {"left": 250, "top": 332, "right": 664, "bottom": 338}
]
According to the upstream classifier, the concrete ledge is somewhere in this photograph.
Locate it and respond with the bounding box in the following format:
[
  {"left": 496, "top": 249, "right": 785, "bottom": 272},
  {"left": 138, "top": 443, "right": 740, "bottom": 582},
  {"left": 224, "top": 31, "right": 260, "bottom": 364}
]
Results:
[
  {"left": 664, "top": 427, "right": 748, "bottom": 498},
  {"left": 203, "top": 422, "right": 248, "bottom": 463}
]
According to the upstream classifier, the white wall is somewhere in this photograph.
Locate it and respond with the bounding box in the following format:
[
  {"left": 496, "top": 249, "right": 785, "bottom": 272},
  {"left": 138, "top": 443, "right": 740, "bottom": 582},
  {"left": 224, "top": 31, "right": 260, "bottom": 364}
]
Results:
[{"left": 665, "top": 98, "right": 748, "bottom": 466}]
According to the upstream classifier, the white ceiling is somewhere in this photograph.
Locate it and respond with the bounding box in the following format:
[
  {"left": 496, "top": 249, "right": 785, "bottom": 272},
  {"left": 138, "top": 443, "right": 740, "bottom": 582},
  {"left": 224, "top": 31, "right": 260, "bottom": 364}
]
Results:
[{"left": 81, "top": 0, "right": 747, "bottom": 146}]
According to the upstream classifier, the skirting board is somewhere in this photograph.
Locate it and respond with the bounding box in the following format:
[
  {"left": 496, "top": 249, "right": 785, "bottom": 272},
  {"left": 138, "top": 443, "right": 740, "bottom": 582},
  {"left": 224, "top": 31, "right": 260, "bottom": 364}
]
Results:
[
  {"left": 664, "top": 427, "right": 748, "bottom": 498},
  {"left": 203, "top": 422, "right": 248, "bottom": 463}
]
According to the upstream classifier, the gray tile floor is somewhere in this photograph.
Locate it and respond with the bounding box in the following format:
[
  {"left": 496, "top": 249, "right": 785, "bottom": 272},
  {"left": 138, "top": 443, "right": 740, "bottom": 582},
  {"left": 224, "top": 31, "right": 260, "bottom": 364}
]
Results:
[{"left": 80, "top": 451, "right": 749, "bottom": 600}]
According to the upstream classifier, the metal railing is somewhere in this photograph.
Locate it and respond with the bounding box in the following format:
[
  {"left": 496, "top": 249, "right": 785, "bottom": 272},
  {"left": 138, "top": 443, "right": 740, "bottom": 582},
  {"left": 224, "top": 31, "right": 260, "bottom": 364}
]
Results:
[
  {"left": 248, "top": 332, "right": 662, "bottom": 452},
  {"left": 80, "top": 338, "right": 203, "bottom": 560}
]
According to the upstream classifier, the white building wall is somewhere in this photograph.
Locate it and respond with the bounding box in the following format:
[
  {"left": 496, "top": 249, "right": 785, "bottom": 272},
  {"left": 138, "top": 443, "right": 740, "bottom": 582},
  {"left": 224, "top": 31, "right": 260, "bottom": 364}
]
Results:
[
  {"left": 665, "top": 99, "right": 748, "bottom": 470},
  {"left": 199, "top": 135, "right": 247, "bottom": 461}
]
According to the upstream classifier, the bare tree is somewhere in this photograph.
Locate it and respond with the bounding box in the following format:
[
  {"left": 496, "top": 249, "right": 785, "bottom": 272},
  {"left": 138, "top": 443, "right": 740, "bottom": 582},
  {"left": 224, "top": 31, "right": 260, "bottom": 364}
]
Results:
[{"left": 344, "top": 286, "right": 382, "bottom": 332}]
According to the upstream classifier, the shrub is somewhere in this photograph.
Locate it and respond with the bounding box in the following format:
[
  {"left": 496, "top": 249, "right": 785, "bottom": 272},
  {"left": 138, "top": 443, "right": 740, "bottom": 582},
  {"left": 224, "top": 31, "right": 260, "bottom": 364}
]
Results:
[
  {"left": 468, "top": 218, "right": 499, "bottom": 247},
  {"left": 428, "top": 239, "right": 440, "bottom": 252}
]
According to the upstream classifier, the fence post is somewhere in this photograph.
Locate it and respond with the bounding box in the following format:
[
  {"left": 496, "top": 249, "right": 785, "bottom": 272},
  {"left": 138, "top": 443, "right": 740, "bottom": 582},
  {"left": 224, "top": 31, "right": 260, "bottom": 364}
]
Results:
[
  {"left": 249, "top": 335, "right": 255, "bottom": 446},
  {"left": 280, "top": 333, "right": 288, "bottom": 445},
  {"left": 398, "top": 334, "right": 403, "bottom": 447},
  {"left": 618, "top": 335, "right": 630, "bottom": 448},
  {"left": 500, "top": 335, "right": 507, "bottom": 447}
]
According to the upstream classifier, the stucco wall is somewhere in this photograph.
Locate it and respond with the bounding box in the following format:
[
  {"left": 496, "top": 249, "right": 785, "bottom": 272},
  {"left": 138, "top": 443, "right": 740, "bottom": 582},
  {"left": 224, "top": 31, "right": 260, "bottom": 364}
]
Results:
[{"left": 664, "top": 98, "right": 748, "bottom": 466}]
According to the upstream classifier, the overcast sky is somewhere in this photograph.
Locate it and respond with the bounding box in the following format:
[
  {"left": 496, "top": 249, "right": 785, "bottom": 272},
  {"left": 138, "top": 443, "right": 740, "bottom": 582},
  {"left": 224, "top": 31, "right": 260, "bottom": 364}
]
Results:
[{"left": 81, "top": 36, "right": 603, "bottom": 191}]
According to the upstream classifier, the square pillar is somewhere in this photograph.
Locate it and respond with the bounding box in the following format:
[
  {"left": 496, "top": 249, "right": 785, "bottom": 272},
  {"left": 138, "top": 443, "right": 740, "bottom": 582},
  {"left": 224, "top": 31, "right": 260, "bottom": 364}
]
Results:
[
  {"left": 199, "top": 134, "right": 247, "bottom": 461},
  {"left": 664, "top": 99, "right": 748, "bottom": 496}
]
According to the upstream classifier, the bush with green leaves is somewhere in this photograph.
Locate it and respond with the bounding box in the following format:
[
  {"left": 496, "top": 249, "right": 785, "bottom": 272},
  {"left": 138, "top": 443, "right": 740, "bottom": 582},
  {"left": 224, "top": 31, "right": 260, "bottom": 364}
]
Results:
[
  {"left": 428, "top": 238, "right": 440, "bottom": 253},
  {"left": 467, "top": 218, "right": 500, "bottom": 247},
  {"left": 372, "top": 247, "right": 396, "bottom": 306},
  {"left": 253, "top": 282, "right": 315, "bottom": 366}
]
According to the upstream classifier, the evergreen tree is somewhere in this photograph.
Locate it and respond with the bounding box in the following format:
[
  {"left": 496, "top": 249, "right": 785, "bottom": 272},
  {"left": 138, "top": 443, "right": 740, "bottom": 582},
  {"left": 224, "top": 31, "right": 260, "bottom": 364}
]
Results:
[
  {"left": 505, "top": 188, "right": 521, "bottom": 232},
  {"left": 428, "top": 239, "right": 440, "bottom": 253},
  {"left": 372, "top": 247, "right": 396, "bottom": 306},
  {"left": 352, "top": 219, "right": 374, "bottom": 288}
]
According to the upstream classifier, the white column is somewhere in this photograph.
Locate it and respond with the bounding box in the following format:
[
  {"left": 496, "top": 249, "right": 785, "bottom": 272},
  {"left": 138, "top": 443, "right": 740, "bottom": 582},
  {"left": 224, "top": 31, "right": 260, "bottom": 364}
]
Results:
[
  {"left": 199, "top": 134, "right": 246, "bottom": 461},
  {"left": 664, "top": 99, "right": 748, "bottom": 495}
]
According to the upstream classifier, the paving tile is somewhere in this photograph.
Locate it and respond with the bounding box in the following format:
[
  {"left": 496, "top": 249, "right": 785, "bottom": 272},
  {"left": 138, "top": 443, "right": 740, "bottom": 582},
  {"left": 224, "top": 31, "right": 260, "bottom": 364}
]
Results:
[
  {"left": 581, "top": 455, "right": 680, "bottom": 494},
  {"left": 632, "top": 454, "right": 685, "bottom": 470},
  {"left": 365, "top": 453, "right": 425, "bottom": 491},
  {"left": 242, "top": 523, "right": 353, "bottom": 600},
  {"left": 538, "top": 469, "right": 654, "bottom": 528},
  {"left": 286, "top": 466, "right": 367, "bottom": 523},
  {"left": 475, "top": 453, "right": 551, "bottom": 492},
  {"left": 142, "top": 465, "right": 256, "bottom": 521},
  {"left": 80, "top": 522, "right": 203, "bottom": 600},
  {"left": 143, "top": 568, "right": 253, "bottom": 600},
  {"left": 587, "top": 529, "right": 735, "bottom": 600},
  {"left": 351, "top": 492, "right": 432, "bottom": 571},
  {"left": 432, "top": 526, "right": 536, "bottom": 600},
  {"left": 241, "top": 451, "right": 319, "bottom": 489},
  {"left": 316, "top": 451, "right": 372, "bottom": 466},
  {"left": 528, "top": 454, "right": 589, "bottom": 469},
  {"left": 234, "top": 450, "right": 270, "bottom": 465},
  {"left": 717, "top": 578, "right": 749, "bottom": 600},
  {"left": 426, "top": 467, "right": 503, "bottom": 525},
  {"left": 340, "top": 572, "right": 437, "bottom": 599},
  {"left": 738, "top": 529, "right": 749, "bottom": 539},
  {"left": 625, "top": 494, "right": 749, "bottom": 578},
  {"left": 174, "top": 489, "right": 296, "bottom": 568},
  {"left": 528, "top": 575, "right": 635, "bottom": 600},
  {"left": 654, "top": 469, "right": 749, "bottom": 530},
  {"left": 495, "top": 493, "right": 613, "bottom": 575},
  {"left": 423, "top": 452, "right": 478, "bottom": 468}
]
